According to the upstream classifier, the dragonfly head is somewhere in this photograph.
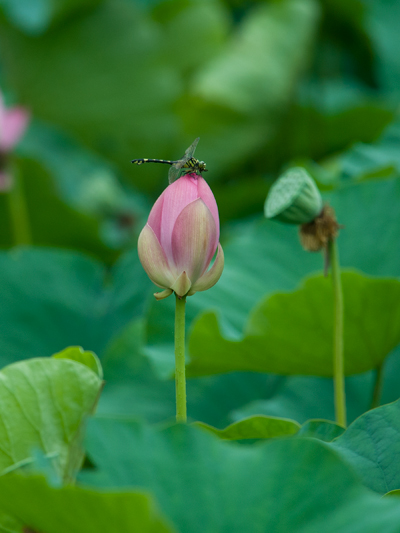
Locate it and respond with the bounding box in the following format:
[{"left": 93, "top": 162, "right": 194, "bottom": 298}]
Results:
[{"left": 198, "top": 161, "right": 207, "bottom": 173}]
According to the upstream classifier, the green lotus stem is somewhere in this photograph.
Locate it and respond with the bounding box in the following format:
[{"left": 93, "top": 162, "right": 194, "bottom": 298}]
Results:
[
  {"left": 7, "top": 168, "right": 32, "bottom": 246},
  {"left": 371, "top": 362, "right": 384, "bottom": 409},
  {"left": 174, "top": 294, "right": 187, "bottom": 423},
  {"left": 329, "top": 239, "right": 346, "bottom": 427}
]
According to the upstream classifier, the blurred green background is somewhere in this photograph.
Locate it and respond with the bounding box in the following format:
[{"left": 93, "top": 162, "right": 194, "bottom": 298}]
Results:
[
  {"left": 0, "top": 0, "right": 400, "bottom": 428},
  {"left": 1, "top": 0, "right": 399, "bottom": 259}
]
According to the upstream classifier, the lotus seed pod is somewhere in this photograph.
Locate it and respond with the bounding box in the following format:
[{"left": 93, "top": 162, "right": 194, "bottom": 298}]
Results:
[{"left": 264, "top": 167, "right": 323, "bottom": 225}]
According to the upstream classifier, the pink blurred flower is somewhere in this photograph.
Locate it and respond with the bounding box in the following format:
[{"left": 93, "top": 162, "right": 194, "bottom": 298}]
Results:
[
  {"left": 0, "top": 90, "right": 30, "bottom": 191},
  {"left": 138, "top": 173, "right": 224, "bottom": 299},
  {"left": 0, "top": 91, "right": 29, "bottom": 152}
]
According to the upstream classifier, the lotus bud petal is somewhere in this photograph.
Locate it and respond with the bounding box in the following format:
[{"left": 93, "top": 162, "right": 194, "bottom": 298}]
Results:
[
  {"left": 138, "top": 225, "right": 175, "bottom": 288},
  {"left": 171, "top": 271, "right": 192, "bottom": 298},
  {"left": 264, "top": 167, "right": 323, "bottom": 225},
  {"left": 154, "top": 289, "right": 173, "bottom": 301},
  {"left": 189, "top": 243, "right": 224, "bottom": 294},
  {"left": 171, "top": 198, "right": 217, "bottom": 283},
  {"left": 138, "top": 173, "right": 224, "bottom": 299}
]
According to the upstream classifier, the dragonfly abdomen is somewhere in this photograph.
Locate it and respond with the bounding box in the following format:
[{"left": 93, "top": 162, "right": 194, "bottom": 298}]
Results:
[{"left": 131, "top": 159, "right": 177, "bottom": 166}]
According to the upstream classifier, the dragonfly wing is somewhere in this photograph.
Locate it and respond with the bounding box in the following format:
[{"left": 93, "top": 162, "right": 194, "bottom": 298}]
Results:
[
  {"left": 183, "top": 137, "right": 199, "bottom": 161},
  {"left": 168, "top": 165, "right": 181, "bottom": 184}
]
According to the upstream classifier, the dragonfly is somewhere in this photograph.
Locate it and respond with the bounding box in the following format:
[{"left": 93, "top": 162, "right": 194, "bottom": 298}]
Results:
[{"left": 131, "top": 137, "right": 207, "bottom": 183}]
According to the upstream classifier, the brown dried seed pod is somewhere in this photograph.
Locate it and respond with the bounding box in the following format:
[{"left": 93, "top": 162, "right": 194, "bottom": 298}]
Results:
[{"left": 299, "top": 205, "right": 340, "bottom": 252}]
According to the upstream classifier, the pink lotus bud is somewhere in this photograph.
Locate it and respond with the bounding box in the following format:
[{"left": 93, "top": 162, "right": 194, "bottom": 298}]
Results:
[
  {"left": 138, "top": 173, "right": 224, "bottom": 299},
  {"left": 0, "top": 91, "right": 30, "bottom": 152}
]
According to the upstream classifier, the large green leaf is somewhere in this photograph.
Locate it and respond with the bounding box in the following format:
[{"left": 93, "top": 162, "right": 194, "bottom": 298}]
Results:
[
  {"left": 187, "top": 272, "right": 400, "bottom": 376},
  {"left": 0, "top": 247, "right": 151, "bottom": 367},
  {"left": 0, "top": 348, "right": 104, "bottom": 532},
  {"left": 195, "top": 415, "right": 300, "bottom": 440},
  {"left": 196, "top": 415, "right": 344, "bottom": 442},
  {"left": 330, "top": 397, "right": 400, "bottom": 494},
  {"left": 83, "top": 418, "right": 400, "bottom": 533},
  {"left": 53, "top": 346, "right": 103, "bottom": 379},
  {"left": 0, "top": 474, "right": 173, "bottom": 533},
  {"left": 0, "top": 354, "right": 102, "bottom": 482},
  {"left": 297, "top": 419, "right": 345, "bottom": 441}
]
